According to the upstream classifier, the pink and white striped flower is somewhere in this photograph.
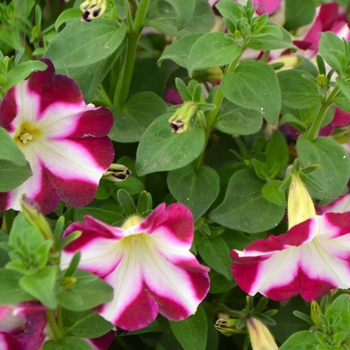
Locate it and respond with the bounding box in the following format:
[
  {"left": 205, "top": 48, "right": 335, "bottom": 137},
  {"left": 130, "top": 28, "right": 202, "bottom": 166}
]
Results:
[
  {"left": 60, "top": 203, "right": 210, "bottom": 331},
  {"left": 0, "top": 59, "right": 114, "bottom": 214},
  {"left": 231, "top": 211, "right": 350, "bottom": 302}
]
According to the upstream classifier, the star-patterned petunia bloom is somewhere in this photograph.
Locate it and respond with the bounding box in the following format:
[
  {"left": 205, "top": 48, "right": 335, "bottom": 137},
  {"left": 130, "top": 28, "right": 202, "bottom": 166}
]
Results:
[
  {"left": 231, "top": 211, "right": 350, "bottom": 302},
  {"left": 0, "top": 59, "right": 114, "bottom": 214},
  {"left": 60, "top": 203, "right": 210, "bottom": 331}
]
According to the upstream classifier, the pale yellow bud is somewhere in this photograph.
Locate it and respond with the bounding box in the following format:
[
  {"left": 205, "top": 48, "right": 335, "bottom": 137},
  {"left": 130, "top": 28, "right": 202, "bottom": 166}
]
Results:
[
  {"left": 247, "top": 317, "right": 278, "bottom": 350},
  {"left": 287, "top": 172, "right": 316, "bottom": 229}
]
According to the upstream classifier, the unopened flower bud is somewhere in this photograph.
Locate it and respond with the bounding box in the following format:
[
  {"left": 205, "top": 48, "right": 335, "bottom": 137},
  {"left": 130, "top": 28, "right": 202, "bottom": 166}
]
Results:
[
  {"left": 103, "top": 164, "right": 131, "bottom": 182},
  {"left": 20, "top": 195, "right": 53, "bottom": 241},
  {"left": 247, "top": 316, "right": 278, "bottom": 350},
  {"left": 288, "top": 171, "right": 316, "bottom": 229},
  {"left": 80, "top": 0, "right": 106, "bottom": 22},
  {"left": 215, "top": 318, "right": 246, "bottom": 335},
  {"left": 62, "top": 277, "right": 78, "bottom": 289},
  {"left": 168, "top": 102, "right": 197, "bottom": 133},
  {"left": 206, "top": 67, "right": 224, "bottom": 81},
  {"left": 310, "top": 301, "right": 323, "bottom": 326},
  {"left": 316, "top": 74, "right": 328, "bottom": 87}
]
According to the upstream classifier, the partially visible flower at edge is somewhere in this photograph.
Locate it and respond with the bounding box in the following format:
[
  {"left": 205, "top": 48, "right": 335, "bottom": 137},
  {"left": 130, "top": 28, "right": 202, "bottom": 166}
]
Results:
[
  {"left": 60, "top": 203, "right": 210, "bottom": 331},
  {"left": 0, "top": 302, "right": 114, "bottom": 350},
  {"left": 231, "top": 172, "right": 350, "bottom": 302},
  {"left": 0, "top": 58, "right": 114, "bottom": 215}
]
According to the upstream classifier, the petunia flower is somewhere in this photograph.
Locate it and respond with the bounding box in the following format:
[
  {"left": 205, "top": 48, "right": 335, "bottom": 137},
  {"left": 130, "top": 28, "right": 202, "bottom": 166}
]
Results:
[
  {"left": 60, "top": 203, "right": 210, "bottom": 331},
  {"left": 0, "top": 302, "right": 114, "bottom": 349},
  {"left": 0, "top": 59, "right": 114, "bottom": 214},
  {"left": 231, "top": 170, "right": 350, "bottom": 302}
]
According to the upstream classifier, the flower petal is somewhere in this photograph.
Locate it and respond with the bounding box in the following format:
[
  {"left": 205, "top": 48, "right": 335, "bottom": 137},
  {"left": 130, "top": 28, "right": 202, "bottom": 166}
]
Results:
[
  {"left": 232, "top": 214, "right": 350, "bottom": 301},
  {"left": 0, "top": 333, "right": 25, "bottom": 350},
  {"left": 136, "top": 203, "right": 195, "bottom": 250},
  {"left": 0, "top": 59, "right": 114, "bottom": 214}
]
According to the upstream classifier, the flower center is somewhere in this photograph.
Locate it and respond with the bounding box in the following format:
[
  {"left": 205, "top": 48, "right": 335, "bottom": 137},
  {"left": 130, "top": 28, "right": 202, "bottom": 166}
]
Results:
[{"left": 14, "top": 122, "right": 41, "bottom": 146}]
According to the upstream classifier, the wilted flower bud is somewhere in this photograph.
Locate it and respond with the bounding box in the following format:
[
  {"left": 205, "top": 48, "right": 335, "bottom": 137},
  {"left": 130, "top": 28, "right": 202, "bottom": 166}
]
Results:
[
  {"left": 80, "top": 0, "right": 107, "bottom": 22},
  {"left": 247, "top": 316, "right": 278, "bottom": 350},
  {"left": 103, "top": 164, "right": 131, "bottom": 182},
  {"left": 214, "top": 318, "right": 246, "bottom": 335},
  {"left": 288, "top": 171, "right": 316, "bottom": 229},
  {"left": 168, "top": 102, "right": 197, "bottom": 133}
]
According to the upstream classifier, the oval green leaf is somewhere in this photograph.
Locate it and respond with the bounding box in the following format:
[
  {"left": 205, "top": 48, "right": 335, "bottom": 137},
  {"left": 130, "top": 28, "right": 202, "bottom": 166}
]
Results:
[
  {"left": 167, "top": 164, "right": 220, "bottom": 220},
  {"left": 209, "top": 169, "right": 285, "bottom": 233},
  {"left": 136, "top": 113, "right": 205, "bottom": 176},
  {"left": 221, "top": 60, "right": 281, "bottom": 125},
  {"left": 188, "top": 32, "right": 241, "bottom": 76},
  {"left": 109, "top": 92, "right": 167, "bottom": 143},
  {"left": 44, "top": 19, "right": 126, "bottom": 69},
  {"left": 297, "top": 135, "right": 350, "bottom": 204}
]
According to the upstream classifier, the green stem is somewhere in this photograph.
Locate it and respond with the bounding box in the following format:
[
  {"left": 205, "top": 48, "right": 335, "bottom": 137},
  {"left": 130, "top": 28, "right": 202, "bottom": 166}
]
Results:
[
  {"left": 193, "top": 51, "right": 243, "bottom": 168},
  {"left": 98, "top": 84, "right": 112, "bottom": 106},
  {"left": 114, "top": 33, "right": 138, "bottom": 107},
  {"left": 3, "top": 209, "right": 16, "bottom": 233},
  {"left": 114, "top": 0, "right": 149, "bottom": 107},
  {"left": 45, "top": 309, "right": 62, "bottom": 341},
  {"left": 306, "top": 86, "right": 339, "bottom": 141},
  {"left": 56, "top": 306, "right": 63, "bottom": 332}
]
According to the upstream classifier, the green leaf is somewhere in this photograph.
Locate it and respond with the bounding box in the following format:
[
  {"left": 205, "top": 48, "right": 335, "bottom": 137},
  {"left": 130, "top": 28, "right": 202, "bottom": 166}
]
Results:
[
  {"left": 74, "top": 207, "right": 124, "bottom": 225},
  {"left": 297, "top": 135, "right": 350, "bottom": 204},
  {"left": 208, "top": 270, "right": 236, "bottom": 294},
  {"left": 9, "top": 214, "right": 44, "bottom": 254},
  {"left": 214, "top": 99, "right": 263, "bottom": 135},
  {"left": 248, "top": 23, "right": 296, "bottom": 51},
  {"left": 54, "top": 8, "right": 81, "bottom": 31},
  {"left": 109, "top": 92, "right": 167, "bottom": 143},
  {"left": 0, "top": 269, "right": 33, "bottom": 304},
  {"left": 215, "top": 0, "right": 244, "bottom": 27},
  {"left": 158, "top": 33, "right": 203, "bottom": 68},
  {"left": 167, "top": 165, "right": 220, "bottom": 220},
  {"left": 197, "top": 236, "right": 232, "bottom": 280},
  {"left": 209, "top": 169, "right": 285, "bottom": 233},
  {"left": 57, "top": 46, "right": 123, "bottom": 103},
  {"left": 319, "top": 32, "right": 347, "bottom": 73},
  {"left": 187, "top": 32, "right": 241, "bottom": 75},
  {"left": 170, "top": 305, "right": 208, "bottom": 350},
  {"left": 117, "top": 189, "right": 137, "bottom": 216},
  {"left": 284, "top": 0, "right": 317, "bottom": 31},
  {"left": 265, "top": 130, "right": 289, "bottom": 178},
  {"left": 145, "top": 0, "right": 215, "bottom": 38},
  {"left": 19, "top": 267, "right": 58, "bottom": 309},
  {"left": 136, "top": 113, "right": 205, "bottom": 176},
  {"left": 57, "top": 269, "right": 113, "bottom": 311},
  {"left": 336, "top": 76, "right": 350, "bottom": 100},
  {"left": 129, "top": 58, "right": 178, "bottom": 98},
  {"left": 279, "top": 331, "right": 319, "bottom": 350},
  {"left": 278, "top": 69, "right": 321, "bottom": 109},
  {"left": 221, "top": 61, "right": 281, "bottom": 125},
  {"left": 165, "top": 0, "right": 196, "bottom": 30},
  {"left": 262, "top": 181, "right": 286, "bottom": 207},
  {"left": 3, "top": 61, "right": 47, "bottom": 91},
  {"left": 0, "top": 128, "right": 32, "bottom": 191},
  {"left": 137, "top": 191, "right": 153, "bottom": 215},
  {"left": 44, "top": 19, "right": 126, "bottom": 69},
  {"left": 43, "top": 337, "right": 93, "bottom": 350},
  {"left": 325, "top": 294, "right": 350, "bottom": 333},
  {"left": 62, "top": 310, "right": 112, "bottom": 338}
]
